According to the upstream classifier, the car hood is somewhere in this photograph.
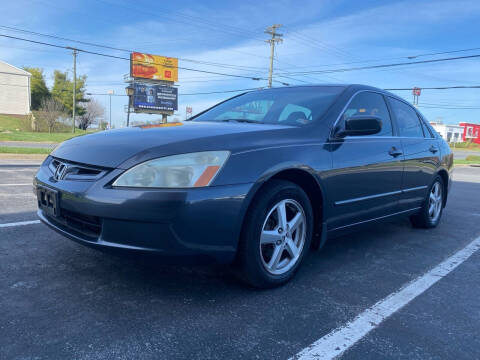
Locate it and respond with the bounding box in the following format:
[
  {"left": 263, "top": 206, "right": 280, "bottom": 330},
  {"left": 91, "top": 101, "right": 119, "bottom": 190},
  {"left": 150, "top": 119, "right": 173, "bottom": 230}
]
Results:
[{"left": 52, "top": 121, "right": 296, "bottom": 168}]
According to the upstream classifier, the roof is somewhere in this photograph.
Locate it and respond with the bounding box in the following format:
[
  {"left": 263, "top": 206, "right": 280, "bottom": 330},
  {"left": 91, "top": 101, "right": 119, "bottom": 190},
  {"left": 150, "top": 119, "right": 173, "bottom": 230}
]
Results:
[
  {"left": 459, "top": 122, "right": 480, "bottom": 126},
  {"left": 0, "top": 60, "right": 31, "bottom": 76}
]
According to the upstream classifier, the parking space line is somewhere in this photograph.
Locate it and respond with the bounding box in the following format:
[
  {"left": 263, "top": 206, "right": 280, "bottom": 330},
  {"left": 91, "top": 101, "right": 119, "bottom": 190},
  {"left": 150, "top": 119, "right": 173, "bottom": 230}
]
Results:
[
  {"left": 0, "top": 220, "right": 41, "bottom": 228},
  {"left": 0, "top": 184, "right": 32, "bottom": 186},
  {"left": 292, "top": 236, "right": 480, "bottom": 360}
]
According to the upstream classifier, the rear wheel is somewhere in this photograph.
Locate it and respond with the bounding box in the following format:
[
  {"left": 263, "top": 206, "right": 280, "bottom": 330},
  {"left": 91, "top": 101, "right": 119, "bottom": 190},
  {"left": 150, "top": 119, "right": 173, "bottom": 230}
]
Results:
[
  {"left": 236, "top": 180, "right": 313, "bottom": 288},
  {"left": 410, "top": 176, "right": 444, "bottom": 228}
]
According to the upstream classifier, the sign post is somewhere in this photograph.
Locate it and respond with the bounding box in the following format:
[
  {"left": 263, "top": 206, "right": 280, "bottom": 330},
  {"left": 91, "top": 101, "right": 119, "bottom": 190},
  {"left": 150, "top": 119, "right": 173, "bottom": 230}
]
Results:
[{"left": 412, "top": 87, "right": 421, "bottom": 106}]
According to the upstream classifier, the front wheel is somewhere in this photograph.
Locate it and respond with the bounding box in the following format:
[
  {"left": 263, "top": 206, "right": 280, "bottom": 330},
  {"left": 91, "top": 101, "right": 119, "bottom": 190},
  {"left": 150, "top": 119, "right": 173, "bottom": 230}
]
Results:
[
  {"left": 235, "top": 180, "right": 313, "bottom": 288},
  {"left": 410, "top": 176, "right": 444, "bottom": 228}
]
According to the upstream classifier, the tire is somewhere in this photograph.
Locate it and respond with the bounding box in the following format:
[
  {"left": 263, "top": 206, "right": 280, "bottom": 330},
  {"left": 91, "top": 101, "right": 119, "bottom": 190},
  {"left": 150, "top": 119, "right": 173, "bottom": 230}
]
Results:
[
  {"left": 410, "top": 175, "right": 444, "bottom": 229},
  {"left": 235, "top": 180, "right": 313, "bottom": 288}
]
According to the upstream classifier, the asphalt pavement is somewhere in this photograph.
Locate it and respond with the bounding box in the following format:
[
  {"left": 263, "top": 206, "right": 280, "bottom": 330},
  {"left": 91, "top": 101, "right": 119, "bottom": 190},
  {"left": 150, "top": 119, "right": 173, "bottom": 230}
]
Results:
[
  {"left": 1, "top": 164, "right": 479, "bottom": 359},
  {"left": 451, "top": 148, "right": 480, "bottom": 159}
]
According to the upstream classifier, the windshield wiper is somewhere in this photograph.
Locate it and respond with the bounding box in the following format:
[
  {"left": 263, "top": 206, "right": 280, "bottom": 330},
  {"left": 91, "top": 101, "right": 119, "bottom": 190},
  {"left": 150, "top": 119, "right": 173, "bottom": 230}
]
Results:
[{"left": 219, "top": 118, "right": 260, "bottom": 124}]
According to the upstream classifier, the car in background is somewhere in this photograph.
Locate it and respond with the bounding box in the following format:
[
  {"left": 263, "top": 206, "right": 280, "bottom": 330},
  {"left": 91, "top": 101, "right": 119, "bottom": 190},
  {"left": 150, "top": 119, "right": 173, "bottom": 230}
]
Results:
[{"left": 34, "top": 84, "right": 453, "bottom": 288}]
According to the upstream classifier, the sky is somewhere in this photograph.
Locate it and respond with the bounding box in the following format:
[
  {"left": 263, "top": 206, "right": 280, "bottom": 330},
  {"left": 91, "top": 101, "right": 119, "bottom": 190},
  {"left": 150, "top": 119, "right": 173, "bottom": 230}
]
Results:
[{"left": 1, "top": 0, "right": 480, "bottom": 127}]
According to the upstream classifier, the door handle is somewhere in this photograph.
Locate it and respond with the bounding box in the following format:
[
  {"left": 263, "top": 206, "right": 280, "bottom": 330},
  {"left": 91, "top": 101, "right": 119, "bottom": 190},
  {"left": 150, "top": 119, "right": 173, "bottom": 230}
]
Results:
[
  {"left": 429, "top": 145, "right": 438, "bottom": 153},
  {"left": 388, "top": 147, "right": 403, "bottom": 157}
]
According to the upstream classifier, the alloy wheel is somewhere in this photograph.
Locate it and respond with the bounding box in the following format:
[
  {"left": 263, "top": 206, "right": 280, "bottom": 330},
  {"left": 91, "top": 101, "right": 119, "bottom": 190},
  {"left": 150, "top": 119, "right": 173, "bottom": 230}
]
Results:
[
  {"left": 259, "top": 199, "right": 306, "bottom": 275},
  {"left": 428, "top": 181, "right": 443, "bottom": 223}
]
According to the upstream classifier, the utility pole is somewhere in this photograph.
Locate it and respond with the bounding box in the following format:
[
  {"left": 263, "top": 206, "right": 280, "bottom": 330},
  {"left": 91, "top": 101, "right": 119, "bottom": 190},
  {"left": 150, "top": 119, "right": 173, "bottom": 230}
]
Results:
[
  {"left": 126, "top": 101, "right": 131, "bottom": 127},
  {"left": 72, "top": 49, "right": 77, "bottom": 133},
  {"left": 265, "top": 24, "right": 283, "bottom": 88},
  {"left": 107, "top": 90, "right": 114, "bottom": 129}
]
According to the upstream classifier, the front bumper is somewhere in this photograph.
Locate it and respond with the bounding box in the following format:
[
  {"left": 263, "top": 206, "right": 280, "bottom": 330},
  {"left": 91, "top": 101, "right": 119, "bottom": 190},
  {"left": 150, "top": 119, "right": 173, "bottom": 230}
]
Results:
[{"left": 35, "top": 157, "right": 254, "bottom": 264}]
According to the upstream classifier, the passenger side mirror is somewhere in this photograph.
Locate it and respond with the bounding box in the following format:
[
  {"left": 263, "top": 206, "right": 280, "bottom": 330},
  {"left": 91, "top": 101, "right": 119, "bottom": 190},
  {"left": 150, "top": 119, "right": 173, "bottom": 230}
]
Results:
[{"left": 337, "top": 115, "right": 382, "bottom": 137}]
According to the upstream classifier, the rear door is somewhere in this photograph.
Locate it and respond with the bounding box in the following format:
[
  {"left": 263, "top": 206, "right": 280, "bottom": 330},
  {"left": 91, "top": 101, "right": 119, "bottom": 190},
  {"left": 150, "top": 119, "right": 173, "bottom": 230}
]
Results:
[
  {"left": 326, "top": 91, "right": 404, "bottom": 230},
  {"left": 387, "top": 97, "right": 440, "bottom": 210}
]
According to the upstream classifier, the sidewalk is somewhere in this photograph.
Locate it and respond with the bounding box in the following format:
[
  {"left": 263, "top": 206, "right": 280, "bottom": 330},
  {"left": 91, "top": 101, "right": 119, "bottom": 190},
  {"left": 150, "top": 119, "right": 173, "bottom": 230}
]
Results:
[{"left": 0, "top": 154, "right": 46, "bottom": 166}]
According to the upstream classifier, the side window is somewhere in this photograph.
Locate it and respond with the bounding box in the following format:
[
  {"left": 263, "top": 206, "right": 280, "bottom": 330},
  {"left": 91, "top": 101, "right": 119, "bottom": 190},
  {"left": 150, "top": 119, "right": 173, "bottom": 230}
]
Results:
[
  {"left": 279, "top": 104, "right": 312, "bottom": 125},
  {"left": 389, "top": 98, "right": 424, "bottom": 138},
  {"left": 340, "top": 92, "right": 393, "bottom": 136}
]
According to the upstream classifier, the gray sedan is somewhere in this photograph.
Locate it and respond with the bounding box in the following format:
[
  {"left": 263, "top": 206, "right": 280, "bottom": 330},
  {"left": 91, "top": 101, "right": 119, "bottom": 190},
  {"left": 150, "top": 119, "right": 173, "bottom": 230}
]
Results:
[{"left": 34, "top": 84, "right": 453, "bottom": 288}]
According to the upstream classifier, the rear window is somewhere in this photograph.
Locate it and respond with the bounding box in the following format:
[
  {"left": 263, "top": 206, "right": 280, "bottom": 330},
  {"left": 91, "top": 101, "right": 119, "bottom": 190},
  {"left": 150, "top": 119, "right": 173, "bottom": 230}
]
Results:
[{"left": 193, "top": 86, "right": 344, "bottom": 126}]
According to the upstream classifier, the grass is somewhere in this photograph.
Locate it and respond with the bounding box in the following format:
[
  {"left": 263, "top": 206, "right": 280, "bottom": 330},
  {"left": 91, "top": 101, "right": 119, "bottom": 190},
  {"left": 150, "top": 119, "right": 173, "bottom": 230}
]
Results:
[
  {"left": 0, "top": 131, "right": 88, "bottom": 143},
  {"left": 0, "top": 146, "right": 52, "bottom": 154},
  {"left": 0, "top": 114, "right": 24, "bottom": 131},
  {"left": 0, "top": 114, "right": 94, "bottom": 143},
  {"left": 454, "top": 155, "right": 480, "bottom": 165},
  {"left": 450, "top": 142, "right": 480, "bottom": 151}
]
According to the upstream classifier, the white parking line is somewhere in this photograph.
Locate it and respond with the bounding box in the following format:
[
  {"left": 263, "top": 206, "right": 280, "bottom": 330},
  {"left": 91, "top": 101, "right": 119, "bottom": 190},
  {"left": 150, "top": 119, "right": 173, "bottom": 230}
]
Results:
[
  {"left": 292, "top": 235, "right": 480, "bottom": 360},
  {"left": 0, "top": 220, "right": 41, "bottom": 228},
  {"left": 0, "top": 184, "right": 32, "bottom": 186}
]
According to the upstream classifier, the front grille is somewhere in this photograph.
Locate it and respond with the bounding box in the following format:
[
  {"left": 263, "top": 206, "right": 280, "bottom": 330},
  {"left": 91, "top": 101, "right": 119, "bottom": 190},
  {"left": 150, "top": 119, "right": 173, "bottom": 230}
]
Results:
[{"left": 49, "top": 158, "right": 107, "bottom": 181}]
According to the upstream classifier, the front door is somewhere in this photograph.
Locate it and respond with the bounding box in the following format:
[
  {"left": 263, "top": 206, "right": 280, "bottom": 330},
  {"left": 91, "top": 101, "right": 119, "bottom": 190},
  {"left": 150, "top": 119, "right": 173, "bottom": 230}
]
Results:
[{"left": 325, "top": 91, "right": 404, "bottom": 231}]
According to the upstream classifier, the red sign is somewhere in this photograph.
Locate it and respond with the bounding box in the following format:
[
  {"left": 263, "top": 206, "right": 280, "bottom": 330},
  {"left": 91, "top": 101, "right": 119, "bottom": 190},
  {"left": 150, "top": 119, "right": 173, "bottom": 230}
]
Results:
[
  {"left": 186, "top": 106, "right": 192, "bottom": 114},
  {"left": 412, "top": 87, "right": 421, "bottom": 96}
]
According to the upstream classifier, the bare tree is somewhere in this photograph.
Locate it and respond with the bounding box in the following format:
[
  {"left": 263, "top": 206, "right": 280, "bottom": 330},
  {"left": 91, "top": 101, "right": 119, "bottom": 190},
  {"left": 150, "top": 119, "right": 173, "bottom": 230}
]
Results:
[
  {"left": 78, "top": 99, "right": 104, "bottom": 130},
  {"left": 38, "top": 98, "right": 66, "bottom": 134}
]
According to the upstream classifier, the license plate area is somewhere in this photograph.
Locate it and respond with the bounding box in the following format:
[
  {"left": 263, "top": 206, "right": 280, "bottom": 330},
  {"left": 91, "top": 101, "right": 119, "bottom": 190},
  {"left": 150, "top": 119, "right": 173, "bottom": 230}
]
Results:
[{"left": 37, "top": 186, "right": 60, "bottom": 218}]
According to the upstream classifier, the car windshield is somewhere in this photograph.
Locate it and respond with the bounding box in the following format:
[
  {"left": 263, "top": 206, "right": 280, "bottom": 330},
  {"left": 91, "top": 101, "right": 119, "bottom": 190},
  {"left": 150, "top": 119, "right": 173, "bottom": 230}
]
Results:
[{"left": 192, "top": 86, "right": 344, "bottom": 126}]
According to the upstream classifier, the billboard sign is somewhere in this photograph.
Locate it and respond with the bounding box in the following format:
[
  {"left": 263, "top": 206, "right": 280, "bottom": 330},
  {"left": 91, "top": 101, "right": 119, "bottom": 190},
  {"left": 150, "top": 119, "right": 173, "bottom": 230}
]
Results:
[
  {"left": 133, "top": 84, "right": 178, "bottom": 112},
  {"left": 130, "top": 52, "right": 178, "bottom": 82}
]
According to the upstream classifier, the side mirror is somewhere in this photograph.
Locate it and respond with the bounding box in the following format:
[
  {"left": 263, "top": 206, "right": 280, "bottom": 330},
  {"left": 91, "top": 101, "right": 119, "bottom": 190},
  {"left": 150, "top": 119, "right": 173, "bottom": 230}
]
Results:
[{"left": 337, "top": 115, "right": 382, "bottom": 137}]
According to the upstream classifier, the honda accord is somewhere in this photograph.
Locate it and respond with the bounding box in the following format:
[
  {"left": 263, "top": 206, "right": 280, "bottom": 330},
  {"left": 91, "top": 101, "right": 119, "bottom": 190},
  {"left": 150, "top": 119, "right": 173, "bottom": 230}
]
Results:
[{"left": 34, "top": 85, "right": 453, "bottom": 287}]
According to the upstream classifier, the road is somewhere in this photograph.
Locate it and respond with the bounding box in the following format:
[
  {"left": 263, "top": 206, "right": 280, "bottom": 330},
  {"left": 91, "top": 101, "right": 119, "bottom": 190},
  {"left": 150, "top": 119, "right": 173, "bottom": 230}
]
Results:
[
  {"left": 1, "top": 164, "right": 479, "bottom": 359},
  {"left": 452, "top": 148, "right": 480, "bottom": 159},
  {"left": 0, "top": 141, "right": 57, "bottom": 149}
]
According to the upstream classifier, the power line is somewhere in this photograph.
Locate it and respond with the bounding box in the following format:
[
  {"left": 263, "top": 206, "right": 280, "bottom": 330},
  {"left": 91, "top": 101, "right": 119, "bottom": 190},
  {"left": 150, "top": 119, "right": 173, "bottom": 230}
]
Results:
[
  {"left": 0, "top": 24, "right": 319, "bottom": 85},
  {"left": 0, "top": 33, "right": 292, "bottom": 84},
  {"left": 407, "top": 47, "right": 480, "bottom": 59},
  {"left": 275, "top": 54, "right": 480, "bottom": 76},
  {"left": 268, "top": 47, "right": 480, "bottom": 71},
  {"left": 0, "top": 25, "right": 268, "bottom": 73},
  {"left": 96, "top": 0, "right": 265, "bottom": 42},
  {"left": 385, "top": 85, "right": 480, "bottom": 90},
  {"left": 419, "top": 102, "right": 480, "bottom": 109},
  {"left": 87, "top": 87, "right": 262, "bottom": 97},
  {"left": 418, "top": 105, "right": 480, "bottom": 110}
]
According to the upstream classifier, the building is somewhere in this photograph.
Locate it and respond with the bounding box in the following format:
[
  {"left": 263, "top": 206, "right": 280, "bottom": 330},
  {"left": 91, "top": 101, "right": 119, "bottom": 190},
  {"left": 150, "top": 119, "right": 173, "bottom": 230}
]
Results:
[
  {"left": 459, "top": 122, "right": 480, "bottom": 144},
  {"left": 429, "top": 121, "right": 464, "bottom": 143},
  {"left": 0, "top": 60, "right": 31, "bottom": 115}
]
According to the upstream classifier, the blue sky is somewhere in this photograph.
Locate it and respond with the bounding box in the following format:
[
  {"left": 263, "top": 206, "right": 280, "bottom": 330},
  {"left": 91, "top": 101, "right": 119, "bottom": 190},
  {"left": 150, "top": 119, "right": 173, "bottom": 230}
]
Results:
[{"left": 1, "top": 0, "right": 480, "bottom": 127}]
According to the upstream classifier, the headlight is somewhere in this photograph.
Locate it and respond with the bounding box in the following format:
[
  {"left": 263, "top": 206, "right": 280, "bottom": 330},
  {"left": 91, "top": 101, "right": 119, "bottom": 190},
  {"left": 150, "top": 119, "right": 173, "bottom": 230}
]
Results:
[{"left": 112, "top": 151, "right": 230, "bottom": 188}]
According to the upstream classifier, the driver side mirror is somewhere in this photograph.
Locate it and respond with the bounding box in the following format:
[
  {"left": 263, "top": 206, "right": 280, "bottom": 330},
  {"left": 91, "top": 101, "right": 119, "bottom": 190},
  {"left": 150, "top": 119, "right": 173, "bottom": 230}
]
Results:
[{"left": 336, "top": 115, "right": 382, "bottom": 137}]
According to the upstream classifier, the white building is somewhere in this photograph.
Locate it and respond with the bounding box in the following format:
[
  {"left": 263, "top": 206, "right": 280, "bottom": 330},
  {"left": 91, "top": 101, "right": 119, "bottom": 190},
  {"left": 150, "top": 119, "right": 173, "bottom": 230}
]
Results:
[
  {"left": 0, "top": 60, "right": 31, "bottom": 115},
  {"left": 430, "top": 121, "right": 464, "bottom": 143}
]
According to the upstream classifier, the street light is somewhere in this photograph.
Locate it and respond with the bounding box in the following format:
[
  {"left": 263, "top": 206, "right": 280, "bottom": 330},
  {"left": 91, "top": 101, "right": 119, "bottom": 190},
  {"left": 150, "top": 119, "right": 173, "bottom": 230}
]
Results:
[
  {"left": 125, "top": 85, "right": 134, "bottom": 128},
  {"left": 107, "top": 90, "right": 114, "bottom": 129}
]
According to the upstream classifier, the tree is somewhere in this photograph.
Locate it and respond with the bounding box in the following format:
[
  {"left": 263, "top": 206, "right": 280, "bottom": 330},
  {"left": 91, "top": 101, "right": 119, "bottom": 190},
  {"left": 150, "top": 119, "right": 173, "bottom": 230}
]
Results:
[
  {"left": 51, "top": 70, "right": 88, "bottom": 117},
  {"left": 78, "top": 98, "right": 104, "bottom": 130},
  {"left": 23, "top": 67, "right": 50, "bottom": 110},
  {"left": 38, "top": 98, "right": 66, "bottom": 134}
]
